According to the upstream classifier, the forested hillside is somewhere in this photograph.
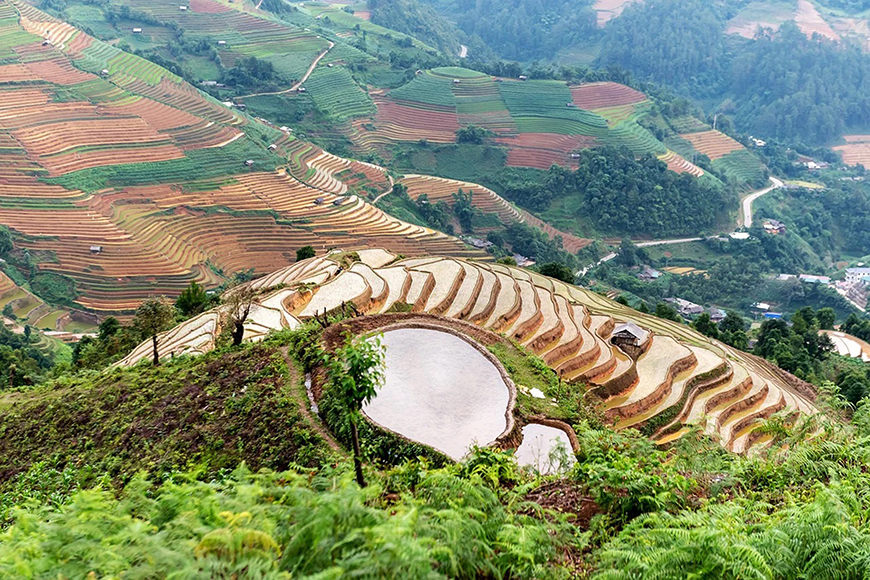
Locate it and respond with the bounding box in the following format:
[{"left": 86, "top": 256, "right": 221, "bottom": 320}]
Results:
[
  {"left": 418, "top": 0, "right": 600, "bottom": 60},
  {"left": 602, "top": 1, "right": 870, "bottom": 144}
]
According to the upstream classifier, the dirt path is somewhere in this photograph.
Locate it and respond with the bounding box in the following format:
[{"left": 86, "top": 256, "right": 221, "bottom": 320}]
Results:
[
  {"left": 459, "top": 44, "right": 468, "bottom": 58},
  {"left": 371, "top": 174, "right": 395, "bottom": 204},
  {"left": 237, "top": 41, "right": 335, "bottom": 100},
  {"left": 280, "top": 347, "right": 342, "bottom": 452}
]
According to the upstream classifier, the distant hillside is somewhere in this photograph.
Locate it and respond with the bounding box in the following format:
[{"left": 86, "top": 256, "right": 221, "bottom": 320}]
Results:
[{"left": 0, "top": 0, "right": 485, "bottom": 313}]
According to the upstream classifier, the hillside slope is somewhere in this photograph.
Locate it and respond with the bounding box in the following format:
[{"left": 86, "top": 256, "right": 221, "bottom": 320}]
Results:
[{"left": 120, "top": 251, "right": 819, "bottom": 454}]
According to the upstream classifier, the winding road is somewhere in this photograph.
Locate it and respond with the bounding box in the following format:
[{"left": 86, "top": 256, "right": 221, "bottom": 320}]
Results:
[
  {"left": 740, "top": 176, "right": 783, "bottom": 228},
  {"left": 237, "top": 41, "right": 335, "bottom": 100},
  {"left": 576, "top": 176, "right": 784, "bottom": 275}
]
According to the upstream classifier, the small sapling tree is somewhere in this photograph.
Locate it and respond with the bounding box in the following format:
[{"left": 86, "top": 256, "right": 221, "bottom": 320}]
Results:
[
  {"left": 325, "top": 332, "right": 385, "bottom": 487},
  {"left": 134, "top": 297, "right": 175, "bottom": 365},
  {"left": 224, "top": 284, "right": 257, "bottom": 347},
  {"left": 176, "top": 281, "right": 210, "bottom": 317}
]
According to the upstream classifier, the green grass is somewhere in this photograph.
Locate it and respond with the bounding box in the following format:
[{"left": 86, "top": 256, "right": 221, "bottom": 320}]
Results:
[
  {"left": 46, "top": 137, "right": 284, "bottom": 192},
  {"left": 304, "top": 66, "right": 375, "bottom": 121}
]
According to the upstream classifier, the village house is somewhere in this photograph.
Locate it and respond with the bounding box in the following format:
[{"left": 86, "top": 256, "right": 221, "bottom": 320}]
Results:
[
  {"left": 610, "top": 322, "right": 649, "bottom": 349},
  {"left": 665, "top": 297, "right": 703, "bottom": 317},
  {"left": 799, "top": 274, "right": 831, "bottom": 285},
  {"left": 637, "top": 265, "right": 661, "bottom": 281},
  {"left": 763, "top": 219, "right": 786, "bottom": 235}
]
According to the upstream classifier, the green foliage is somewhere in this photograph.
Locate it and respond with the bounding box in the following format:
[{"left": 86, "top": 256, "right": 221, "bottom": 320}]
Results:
[
  {"left": 0, "top": 225, "right": 12, "bottom": 256},
  {"left": 175, "top": 281, "right": 210, "bottom": 317},
  {"left": 368, "top": 0, "right": 464, "bottom": 54},
  {"left": 537, "top": 262, "right": 574, "bottom": 284},
  {"left": 493, "top": 147, "right": 734, "bottom": 238},
  {"left": 30, "top": 272, "right": 77, "bottom": 306},
  {"left": 134, "top": 297, "right": 176, "bottom": 365},
  {"left": 601, "top": 0, "right": 870, "bottom": 144},
  {"left": 753, "top": 307, "right": 834, "bottom": 380},
  {"left": 455, "top": 124, "right": 490, "bottom": 144},
  {"left": 295, "top": 245, "right": 316, "bottom": 262},
  {"left": 0, "top": 459, "right": 577, "bottom": 578},
  {"left": 434, "top": 0, "right": 599, "bottom": 61}
]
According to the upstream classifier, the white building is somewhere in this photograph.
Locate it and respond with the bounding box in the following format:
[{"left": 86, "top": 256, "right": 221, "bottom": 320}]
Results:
[{"left": 846, "top": 267, "right": 870, "bottom": 284}]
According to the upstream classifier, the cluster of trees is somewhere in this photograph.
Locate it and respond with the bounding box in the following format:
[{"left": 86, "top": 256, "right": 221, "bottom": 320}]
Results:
[
  {"left": 692, "top": 311, "right": 750, "bottom": 350},
  {"left": 493, "top": 147, "right": 734, "bottom": 238},
  {"left": 600, "top": 0, "right": 870, "bottom": 144},
  {"left": 754, "top": 307, "right": 834, "bottom": 380},
  {"left": 222, "top": 56, "right": 278, "bottom": 90},
  {"left": 758, "top": 180, "right": 870, "bottom": 260}
]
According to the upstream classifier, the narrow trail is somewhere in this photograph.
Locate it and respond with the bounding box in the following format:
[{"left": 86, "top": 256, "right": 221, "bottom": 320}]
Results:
[
  {"left": 237, "top": 41, "right": 335, "bottom": 99},
  {"left": 459, "top": 44, "right": 468, "bottom": 58},
  {"left": 371, "top": 174, "right": 395, "bottom": 204},
  {"left": 280, "top": 347, "right": 343, "bottom": 452}
]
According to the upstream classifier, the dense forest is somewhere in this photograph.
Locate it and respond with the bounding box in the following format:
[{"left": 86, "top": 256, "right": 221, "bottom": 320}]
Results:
[
  {"left": 600, "top": 0, "right": 870, "bottom": 144},
  {"left": 367, "top": 0, "right": 467, "bottom": 56},
  {"left": 491, "top": 146, "right": 734, "bottom": 238},
  {"left": 757, "top": 179, "right": 870, "bottom": 260},
  {"left": 420, "top": 0, "right": 600, "bottom": 60}
]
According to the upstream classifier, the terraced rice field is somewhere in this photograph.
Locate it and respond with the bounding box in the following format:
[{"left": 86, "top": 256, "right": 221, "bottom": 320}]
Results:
[
  {"left": 679, "top": 130, "right": 744, "bottom": 161},
  {"left": 0, "top": 1, "right": 489, "bottom": 312},
  {"left": 362, "top": 69, "right": 673, "bottom": 169},
  {"left": 835, "top": 135, "right": 870, "bottom": 166},
  {"left": 824, "top": 330, "right": 870, "bottom": 362},
  {"left": 121, "top": 250, "right": 820, "bottom": 454},
  {"left": 119, "top": 0, "right": 329, "bottom": 80},
  {"left": 400, "top": 174, "right": 591, "bottom": 251}
]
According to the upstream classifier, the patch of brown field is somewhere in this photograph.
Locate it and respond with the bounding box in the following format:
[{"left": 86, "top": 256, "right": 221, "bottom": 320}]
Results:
[
  {"left": 795, "top": 0, "right": 840, "bottom": 40},
  {"left": 594, "top": 0, "right": 642, "bottom": 26},
  {"left": 843, "top": 134, "right": 870, "bottom": 143},
  {"left": 834, "top": 142, "right": 870, "bottom": 166},
  {"left": 496, "top": 132, "right": 596, "bottom": 170},
  {"left": 353, "top": 10, "right": 371, "bottom": 20},
  {"left": 680, "top": 130, "right": 744, "bottom": 161},
  {"left": 571, "top": 81, "right": 647, "bottom": 109},
  {"left": 189, "top": 0, "right": 232, "bottom": 13}
]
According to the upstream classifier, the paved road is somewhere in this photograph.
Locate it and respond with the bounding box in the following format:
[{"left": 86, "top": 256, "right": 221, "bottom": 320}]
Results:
[
  {"left": 635, "top": 237, "right": 704, "bottom": 248},
  {"left": 741, "top": 176, "right": 783, "bottom": 228},
  {"left": 576, "top": 177, "right": 783, "bottom": 275}
]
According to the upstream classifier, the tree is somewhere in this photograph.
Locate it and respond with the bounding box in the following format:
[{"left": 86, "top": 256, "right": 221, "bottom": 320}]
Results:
[
  {"left": 655, "top": 302, "right": 680, "bottom": 322},
  {"left": 0, "top": 225, "right": 12, "bottom": 256},
  {"left": 134, "top": 297, "right": 175, "bottom": 365},
  {"left": 176, "top": 281, "right": 210, "bottom": 317},
  {"left": 324, "top": 333, "right": 385, "bottom": 487},
  {"left": 98, "top": 316, "right": 121, "bottom": 341},
  {"left": 296, "top": 245, "right": 316, "bottom": 262},
  {"left": 455, "top": 125, "right": 490, "bottom": 144},
  {"left": 617, "top": 238, "right": 639, "bottom": 267},
  {"left": 817, "top": 307, "right": 836, "bottom": 330},
  {"left": 692, "top": 313, "right": 720, "bottom": 339},
  {"left": 538, "top": 262, "right": 575, "bottom": 284},
  {"left": 224, "top": 285, "right": 257, "bottom": 347}
]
